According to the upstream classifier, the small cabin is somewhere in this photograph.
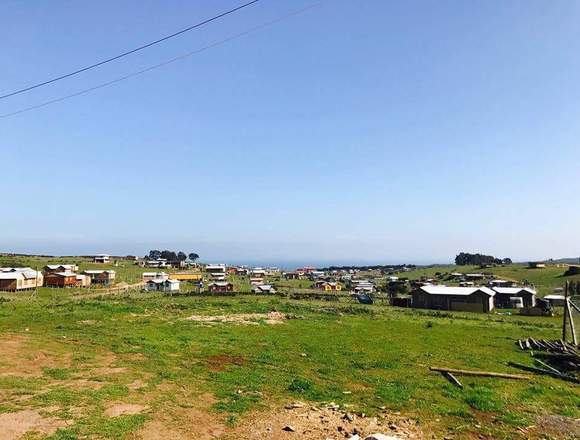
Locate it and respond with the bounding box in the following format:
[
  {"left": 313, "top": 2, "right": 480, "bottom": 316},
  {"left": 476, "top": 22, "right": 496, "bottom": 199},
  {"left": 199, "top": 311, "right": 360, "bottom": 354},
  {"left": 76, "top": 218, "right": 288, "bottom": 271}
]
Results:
[
  {"left": 44, "top": 272, "right": 78, "bottom": 288},
  {"left": 208, "top": 281, "right": 233, "bottom": 292},
  {"left": 492, "top": 287, "right": 536, "bottom": 308},
  {"left": 145, "top": 279, "right": 180, "bottom": 292},
  {"left": 251, "top": 284, "right": 276, "bottom": 294},
  {"left": 83, "top": 270, "right": 116, "bottom": 285}
]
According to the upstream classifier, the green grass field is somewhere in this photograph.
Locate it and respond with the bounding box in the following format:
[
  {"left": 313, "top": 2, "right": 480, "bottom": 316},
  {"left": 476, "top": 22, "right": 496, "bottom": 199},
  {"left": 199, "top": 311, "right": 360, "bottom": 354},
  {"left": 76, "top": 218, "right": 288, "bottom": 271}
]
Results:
[
  {"left": 0, "top": 289, "right": 578, "bottom": 439},
  {"left": 0, "top": 258, "right": 578, "bottom": 438}
]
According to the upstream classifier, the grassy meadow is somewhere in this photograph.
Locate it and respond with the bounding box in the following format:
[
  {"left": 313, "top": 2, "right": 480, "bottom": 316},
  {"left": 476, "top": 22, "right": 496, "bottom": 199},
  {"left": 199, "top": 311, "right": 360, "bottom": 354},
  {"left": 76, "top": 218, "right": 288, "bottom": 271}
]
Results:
[
  {"left": 0, "top": 258, "right": 579, "bottom": 438},
  {"left": 0, "top": 289, "right": 578, "bottom": 439}
]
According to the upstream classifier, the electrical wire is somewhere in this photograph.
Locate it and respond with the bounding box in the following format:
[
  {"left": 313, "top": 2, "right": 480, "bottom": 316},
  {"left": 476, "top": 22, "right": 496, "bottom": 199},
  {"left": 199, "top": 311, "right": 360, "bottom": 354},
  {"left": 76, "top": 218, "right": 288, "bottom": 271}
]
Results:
[
  {"left": 0, "top": 2, "right": 322, "bottom": 119},
  {"left": 0, "top": 0, "right": 261, "bottom": 100}
]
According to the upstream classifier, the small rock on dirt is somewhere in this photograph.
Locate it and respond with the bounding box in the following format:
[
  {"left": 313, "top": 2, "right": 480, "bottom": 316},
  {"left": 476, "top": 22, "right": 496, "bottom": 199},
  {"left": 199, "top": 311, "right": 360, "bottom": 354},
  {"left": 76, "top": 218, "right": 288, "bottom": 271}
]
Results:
[{"left": 365, "top": 434, "right": 403, "bottom": 440}]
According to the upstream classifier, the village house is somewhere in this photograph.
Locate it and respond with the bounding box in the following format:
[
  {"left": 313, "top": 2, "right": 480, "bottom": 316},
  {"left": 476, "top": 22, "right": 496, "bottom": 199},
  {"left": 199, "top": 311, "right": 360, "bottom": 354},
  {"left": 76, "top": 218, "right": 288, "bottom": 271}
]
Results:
[
  {"left": 205, "top": 264, "right": 226, "bottom": 274},
  {"left": 250, "top": 277, "right": 264, "bottom": 286},
  {"left": 75, "top": 274, "right": 91, "bottom": 287},
  {"left": 44, "top": 264, "right": 79, "bottom": 273},
  {"left": 492, "top": 287, "right": 537, "bottom": 308},
  {"left": 144, "top": 259, "right": 169, "bottom": 268},
  {"left": 489, "top": 279, "right": 517, "bottom": 288},
  {"left": 170, "top": 273, "right": 202, "bottom": 282},
  {"left": 93, "top": 254, "right": 110, "bottom": 264},
  {"left": 350, "top": 279, "right": 375, "bottom": 291},
  {"left": 208, "top": 281, "right": 234, "bottom": 293},
  {"left": 307, "top": 270, "right": 325, "bottom": 280},
  {"left": 464, "top": 273, "right": 486, "bottom": 281},
  {"left": 412, "top": 285, "right": 496, "bottom": 313},
  {"left": 314, "top": 281, "right": 342, "bottom": 291},
  {"left": 283, "top": 271, "right": 303, "bottom": 280},
  {"left": 210, "top": 272, "right": 227, "bottom": 281},
  {"left": 142, "top": 272, "right": 169, "bottom": 282},
  {"left": 145, "top": 278, "right": 180, "bottom": 292},
  {"left": 251, "top": 284, "right": 277, "bottom": 294},
  {"left": 528, "top": 262, "right": 546, "bottom": 269},
  {"left": 543, "top": 294, "right": 566, "bottom": 307},
  {"left": 83, "top": 270, "right": 116, "bottom": 285},
  {"left": 297, "top": 266, "right": 316, "bottom": 274},
  {"left": 0, "top": 268, "right": 43, "bottom": 291},
  {"left": 354, "top": 284, "right": 375, "bottom": 294},
  {"left": 251, "top": 268, "right": 267, "bottom": 278},
  {"left": 44, "top": 271, "right": 78, "bottom": 288}
]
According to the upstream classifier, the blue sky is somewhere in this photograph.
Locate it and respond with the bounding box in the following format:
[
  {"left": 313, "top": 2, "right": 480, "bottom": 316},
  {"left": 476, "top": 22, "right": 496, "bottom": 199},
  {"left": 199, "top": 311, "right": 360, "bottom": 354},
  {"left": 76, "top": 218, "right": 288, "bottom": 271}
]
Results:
[{"left": 1, "top": 0, "right": 579, "bottom": 265}]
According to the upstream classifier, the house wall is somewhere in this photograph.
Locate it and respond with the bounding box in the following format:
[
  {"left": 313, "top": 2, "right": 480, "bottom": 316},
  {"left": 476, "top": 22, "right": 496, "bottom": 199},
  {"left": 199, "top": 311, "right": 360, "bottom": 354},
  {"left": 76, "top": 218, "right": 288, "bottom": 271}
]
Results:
[
  {"left": 412, "top": 290, "right": 493, "bottom": 313},
  {"left": 0, "top": 279, "right": 17, "bottom": 291},
  {"left": 44, "top": 275, "right": 76, "bottom": 287}
]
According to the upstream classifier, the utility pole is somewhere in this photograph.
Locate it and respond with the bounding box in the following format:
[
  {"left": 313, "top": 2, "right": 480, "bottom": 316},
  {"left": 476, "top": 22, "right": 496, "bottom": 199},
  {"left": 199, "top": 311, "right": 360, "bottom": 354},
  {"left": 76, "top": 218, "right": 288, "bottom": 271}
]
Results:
[{"left": 563, "top": 281, "right": 569, "bottom": 341}]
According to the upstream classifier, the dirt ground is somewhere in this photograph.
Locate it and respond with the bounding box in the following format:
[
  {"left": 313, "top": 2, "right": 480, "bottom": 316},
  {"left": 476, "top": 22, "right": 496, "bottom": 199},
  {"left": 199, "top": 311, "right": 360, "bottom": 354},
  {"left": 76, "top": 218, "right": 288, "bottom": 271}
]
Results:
[
  {"left": 0, "top": 409, "right": 70, "bottom": 439},
  {"left": 185, "top": 311, "right": 293, "bottom": 325},
  {"left": 0, "top": 334, "right": 72, "bottom": 377},
  {"left": 225, "top": 402, "right": 422, "bottom": 440},
  {"left": 1, "top": 334, "right": 578, "bottom": 440}
]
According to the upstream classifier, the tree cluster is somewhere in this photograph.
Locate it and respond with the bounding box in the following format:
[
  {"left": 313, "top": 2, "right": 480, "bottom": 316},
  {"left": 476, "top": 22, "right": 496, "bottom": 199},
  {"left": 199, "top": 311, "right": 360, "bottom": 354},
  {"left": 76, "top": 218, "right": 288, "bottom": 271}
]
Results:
[
  {"left": 454, "top": 252, "right": 512, "bottom": 266},
  {"left": 146, "top": 250, "right": 199, "bottom": 263}
]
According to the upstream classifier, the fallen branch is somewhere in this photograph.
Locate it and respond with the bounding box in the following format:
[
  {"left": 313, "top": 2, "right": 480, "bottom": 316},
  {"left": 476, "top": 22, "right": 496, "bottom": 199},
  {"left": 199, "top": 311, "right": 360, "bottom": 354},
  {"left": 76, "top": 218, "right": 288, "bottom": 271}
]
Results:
[{"left": 429, "top": 366, "right": 530, "bottom": 380}]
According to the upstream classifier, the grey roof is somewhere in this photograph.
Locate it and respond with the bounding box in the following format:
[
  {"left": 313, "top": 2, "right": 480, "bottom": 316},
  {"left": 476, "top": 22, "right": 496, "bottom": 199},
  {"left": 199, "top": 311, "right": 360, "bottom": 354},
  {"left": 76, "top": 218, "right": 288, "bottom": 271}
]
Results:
[
  {"left": 419, "top": 285, "right": 496, "bottom": 297},
  {"left": 492, "top": 287, "right": 536, "bottom": 295}
]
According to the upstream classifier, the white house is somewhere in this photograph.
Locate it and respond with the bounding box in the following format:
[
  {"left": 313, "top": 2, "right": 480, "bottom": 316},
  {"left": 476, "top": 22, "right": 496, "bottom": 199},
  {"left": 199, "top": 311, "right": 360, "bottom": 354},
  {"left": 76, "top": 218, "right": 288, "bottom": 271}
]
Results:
[
  {"left": 145, "top": 279, "right": 180, "bottom": 292},
  {"left": 492, "top": 287, "right": 536, "bottom": 308},
  {"left": 205, "top": 264, "right": 226, "bottom": 274},
  {"left": 93, "top": 254, "right": 111, "bottom": 264},
  {"left": 142, "top": 272, "right": 169, "bottom": 282},
  {"left": 251, "top": 284, "right": 276, "bottom": 294},
  {"left": 251, "top": 268, "right": 267, "bottom": 277},
  {"left": 0, "top": 268, "right": 43, "bottom": 291}
]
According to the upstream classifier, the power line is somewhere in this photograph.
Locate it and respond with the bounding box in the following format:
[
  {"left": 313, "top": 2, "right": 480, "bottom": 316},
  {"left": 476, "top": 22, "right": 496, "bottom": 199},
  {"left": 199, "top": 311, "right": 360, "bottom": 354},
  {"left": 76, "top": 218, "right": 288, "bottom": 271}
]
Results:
[
  {"left": 0, "top": 0, "right": 261, "bottom": 100},
  {"left": 0, "top": 2, "right": 322, "bottom": 119}
]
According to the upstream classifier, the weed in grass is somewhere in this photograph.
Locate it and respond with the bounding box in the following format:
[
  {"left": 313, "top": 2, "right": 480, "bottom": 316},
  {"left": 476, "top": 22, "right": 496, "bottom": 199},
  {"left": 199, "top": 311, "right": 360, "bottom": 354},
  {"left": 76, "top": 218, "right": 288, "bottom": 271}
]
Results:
[
  {"left": 463, "top": 386, "right": 504, "bottom": 411},
  {"left": 288, "top": 377, "right": 313, "bottom": 394},
  {"left": 495, "top": 411, "right": 530, "bottom": 427},
  {"left": 43, "top": 367, "right": 72, "bottom": 380},
  {"left": 47, "top": 428, "right": 79, "bottom": 440}
]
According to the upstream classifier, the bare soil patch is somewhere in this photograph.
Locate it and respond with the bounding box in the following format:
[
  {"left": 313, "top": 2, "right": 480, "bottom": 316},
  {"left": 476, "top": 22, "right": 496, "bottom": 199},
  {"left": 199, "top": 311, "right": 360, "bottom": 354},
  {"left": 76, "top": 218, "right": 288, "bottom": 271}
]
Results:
[
  {"left": 227, "top": 402, "right": 423, "bottom": 439},
  {"left": 85, "top": 351, "right": 128, "bottom": 376},
  {"left": 523, "top": 413, "right": 580, "bottom": 439},
  {"left": 0, "top": 409, "right": 69, "bottom": 440},
  {"left": 105, "top": 403, "right": 149, "bottom": 417},
  {"left": 0, "top": 334, "right": 71, "bottom": 377},
  {"left": 186, "top": 311, "right": 293, "bottom": 325},
  {"left": 128, "top": 379, "right": 148, "bottom": 390},
  {"left": 205, "top": 354, "right": 246, "bottom": 372},
  {"left": 132, "top": 393, "right": 225, "bottom": 440}
]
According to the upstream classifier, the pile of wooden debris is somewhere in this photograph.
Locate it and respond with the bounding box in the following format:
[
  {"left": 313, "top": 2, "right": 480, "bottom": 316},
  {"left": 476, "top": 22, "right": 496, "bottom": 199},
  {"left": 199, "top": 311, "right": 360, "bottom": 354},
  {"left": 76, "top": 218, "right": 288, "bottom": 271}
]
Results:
[{"left": 511, "top": 337, "right": 579, "bottom": 384}]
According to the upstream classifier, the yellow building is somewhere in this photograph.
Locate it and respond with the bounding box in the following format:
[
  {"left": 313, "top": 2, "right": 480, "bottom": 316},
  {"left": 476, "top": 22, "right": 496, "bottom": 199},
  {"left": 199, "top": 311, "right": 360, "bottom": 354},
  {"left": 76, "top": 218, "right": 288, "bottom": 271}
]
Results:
[{"left": 171, "top": 273, "right": 202, "bottom": 282}]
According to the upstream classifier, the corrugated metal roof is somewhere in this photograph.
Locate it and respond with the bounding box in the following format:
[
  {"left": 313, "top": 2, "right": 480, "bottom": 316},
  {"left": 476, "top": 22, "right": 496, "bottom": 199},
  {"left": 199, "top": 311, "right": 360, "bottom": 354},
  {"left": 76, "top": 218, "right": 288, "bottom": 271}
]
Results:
[
  {"left": 420, "top": 285, "right": 496, "bottom": 297},
  {"left": 492, "top": 287, "right": 536, "bottom": 295}
]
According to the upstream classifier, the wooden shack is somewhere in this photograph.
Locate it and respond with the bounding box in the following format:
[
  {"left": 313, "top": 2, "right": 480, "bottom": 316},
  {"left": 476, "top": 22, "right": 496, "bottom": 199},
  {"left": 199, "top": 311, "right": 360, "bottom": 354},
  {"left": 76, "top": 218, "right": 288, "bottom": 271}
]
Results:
[
  {"left": 44, "top": 272, "right": 78, "bottom": 288},
  {"left": 412, "top": 285, "right": 496, "bottom": 313}
]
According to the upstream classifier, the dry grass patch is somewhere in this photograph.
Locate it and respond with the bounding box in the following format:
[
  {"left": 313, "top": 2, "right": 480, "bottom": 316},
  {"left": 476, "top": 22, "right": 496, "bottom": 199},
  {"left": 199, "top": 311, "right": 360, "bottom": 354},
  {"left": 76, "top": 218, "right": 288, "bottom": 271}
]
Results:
[
  {"left": 185, "top": 311, "right": 292, "bottom": 325},
  {"left": 0, "top": 409, "right": 69, "bottom": 439}
]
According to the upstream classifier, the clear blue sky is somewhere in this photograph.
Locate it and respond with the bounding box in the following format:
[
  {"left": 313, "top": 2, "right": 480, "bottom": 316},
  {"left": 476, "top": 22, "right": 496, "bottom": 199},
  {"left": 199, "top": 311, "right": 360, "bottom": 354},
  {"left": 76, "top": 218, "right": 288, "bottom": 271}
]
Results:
[{"left": 2, "top": 0, "right": 579, "bottom": 265}]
